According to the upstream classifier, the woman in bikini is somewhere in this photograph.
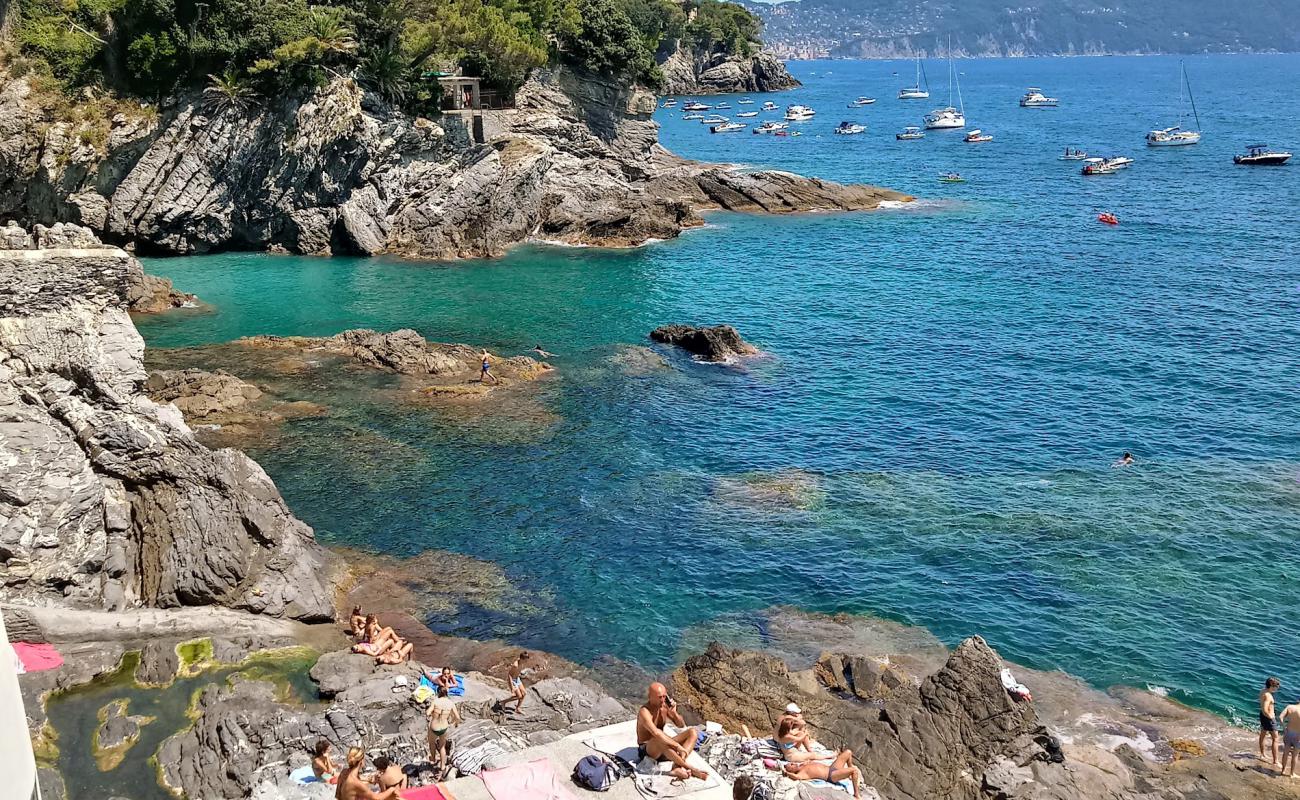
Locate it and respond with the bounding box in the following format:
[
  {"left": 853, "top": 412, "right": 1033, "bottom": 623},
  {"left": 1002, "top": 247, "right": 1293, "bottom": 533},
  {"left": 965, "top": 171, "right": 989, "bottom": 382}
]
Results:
[
  {"left": 426, "top": 685, "right": 462, "bottom": 778},
  {"left": 781, "top": 749, "right": 862, "bottom": 799},
  {"left": 375, "top": 637, "right": 413, "bottom": 665},
  {"left": 775, "top": 718, "right": 819, "bottom": 762},
  {"left": 348, "top": 606, "right": 366, "bottom": 638},
  {"left": 311, "top": 739, "right": 339, "bottom": 784},
  {"left": 352, "top": 615, "right": 397, "bottom": 657}
]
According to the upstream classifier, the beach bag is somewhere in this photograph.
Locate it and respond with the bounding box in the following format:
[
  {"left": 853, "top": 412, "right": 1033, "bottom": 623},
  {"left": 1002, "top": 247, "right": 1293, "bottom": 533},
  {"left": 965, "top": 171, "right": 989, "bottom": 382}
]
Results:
[{"left": 572, "top": 754, "right": 617, "bottom": 791}]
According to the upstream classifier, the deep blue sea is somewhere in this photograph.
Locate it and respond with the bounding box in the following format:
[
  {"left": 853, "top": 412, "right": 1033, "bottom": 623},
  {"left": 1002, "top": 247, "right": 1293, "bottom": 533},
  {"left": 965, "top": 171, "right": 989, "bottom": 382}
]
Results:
[{"left": 138, "top": 55, "right": 1300, "bottom": 723}]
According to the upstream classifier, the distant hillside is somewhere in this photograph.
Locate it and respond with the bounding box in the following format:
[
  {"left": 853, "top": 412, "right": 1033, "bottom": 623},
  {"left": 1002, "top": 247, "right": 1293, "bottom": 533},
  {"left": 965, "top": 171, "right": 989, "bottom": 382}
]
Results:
[{"left": 738, "top": 0, "right": 1300, "bottom": 59}]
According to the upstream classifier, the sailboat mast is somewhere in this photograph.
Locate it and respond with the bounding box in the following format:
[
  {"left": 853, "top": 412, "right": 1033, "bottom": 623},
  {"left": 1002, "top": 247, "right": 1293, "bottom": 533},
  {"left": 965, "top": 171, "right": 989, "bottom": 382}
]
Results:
[
  {"left": 1184, "top": 62, "right": 1201, "bottom": 130},
  {"left": 947, "top": 35, "right": 954, "bottom": 108}
]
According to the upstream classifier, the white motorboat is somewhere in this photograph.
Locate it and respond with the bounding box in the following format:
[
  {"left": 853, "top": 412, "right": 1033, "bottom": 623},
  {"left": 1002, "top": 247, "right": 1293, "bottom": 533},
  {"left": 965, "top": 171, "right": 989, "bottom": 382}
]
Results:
[
  {"left": 784, "top": 104, "right": 816, "bottom": 121},
  {"left": 898, "top": 55, "right": 930, "bottom": 99},
  {"left": 761, "top": 101, "right": 778, "bottom": 111},
  {"left": 737, "top": 111, "right": 759, "bottom": 118},
  {"left": 964, "top": 129, "right": 992, "bottom": 143},
  {"left": 738, "top": 98, "right": 754, "bottom": 105},
  {"left": 711, "top": 122, "right": 746, "bottom": 133},
  {"left": 683, "top": 101, "right": 711, "bottom": 111},
  {"left": 754, "top": 121, "right": 789, "bottom": 134},
  {"left": 701, "top": 115, "right": 728, "bottom": 125},
  {"left": 1106, "top": 156, "right": 1135, "bottom": 169},
  {"left": 896, "top": 126, "right": 924, "bottom": 140},
  {"left": 1060, "top": 148, "right": 1088, "bottom": 160},
  {"left": 1234, "top": 144, "right": 1292, "bottom": 165},
  {"left": 1147, "top": 62, "right": 1201, "bottom": 147},
  {"left": 661, "top": 99, "right": 678, "bottom": 108},
  {"left": 835, "top": 121, "right": 867, "bottom": 135},
  {"left": 1019, "top": 88, "right": 1058, "bottom": 108},
  {"left": 847, "top": 96, "right": 876, "bottom": 107},
  {"left": 714, "top": 102, "right": 731, "bottom": 109},
  {"left": 924, "top": 40, "right": 965, "bottom": 129},
  {"left": 682, "top": 113, "right": 704, "bottom": 120},
  {"left": 1081, "top": 157, "right": 1117, "bottom": 175}
]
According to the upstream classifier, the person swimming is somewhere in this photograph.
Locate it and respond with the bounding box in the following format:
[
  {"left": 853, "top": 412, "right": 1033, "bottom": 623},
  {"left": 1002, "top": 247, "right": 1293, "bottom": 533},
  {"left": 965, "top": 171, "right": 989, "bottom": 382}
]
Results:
[
  {"left": 1113, "top": 451, "right": 1135, "bottom": 467},
  {"left": 531, "top": 344, "right": 556, "bottom": 358}
]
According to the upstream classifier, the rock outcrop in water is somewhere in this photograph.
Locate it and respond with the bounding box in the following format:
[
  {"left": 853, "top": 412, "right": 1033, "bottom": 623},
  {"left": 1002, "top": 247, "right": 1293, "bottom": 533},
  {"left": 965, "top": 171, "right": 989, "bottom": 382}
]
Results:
[
  {"left": 650, "top": 324, "right": 759, "bottom": 361},
  {"left": 659, "top": 46, "right": 801, "bottom": 96},
  {"left": 0, "top": 67, "right": 907, "bottom": 259},
  {"left": 0, "top": 227, "right": 335, "bottom": 620}
]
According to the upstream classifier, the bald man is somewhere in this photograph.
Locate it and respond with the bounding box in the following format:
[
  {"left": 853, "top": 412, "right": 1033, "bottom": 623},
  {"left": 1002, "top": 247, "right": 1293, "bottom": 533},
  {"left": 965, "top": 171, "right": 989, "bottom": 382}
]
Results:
[{"left": 637, "top": 682, "right": 708, "bottom": 781}]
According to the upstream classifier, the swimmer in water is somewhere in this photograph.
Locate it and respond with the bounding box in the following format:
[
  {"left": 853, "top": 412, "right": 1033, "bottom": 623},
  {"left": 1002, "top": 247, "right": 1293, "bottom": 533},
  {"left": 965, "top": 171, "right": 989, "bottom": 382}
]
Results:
[
  {"left": 1113, "top": 452, "right": 1135, "bottom": 467},
  {"left": 531, "top": 344, "right": 556, "bottom": 358}
]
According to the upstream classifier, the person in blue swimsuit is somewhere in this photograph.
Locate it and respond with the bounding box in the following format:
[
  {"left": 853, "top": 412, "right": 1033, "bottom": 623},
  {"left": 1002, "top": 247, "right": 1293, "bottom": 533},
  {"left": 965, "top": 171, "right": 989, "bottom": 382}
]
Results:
[{"left": 480, "top": 350, "right": 497, "bottom": 384}]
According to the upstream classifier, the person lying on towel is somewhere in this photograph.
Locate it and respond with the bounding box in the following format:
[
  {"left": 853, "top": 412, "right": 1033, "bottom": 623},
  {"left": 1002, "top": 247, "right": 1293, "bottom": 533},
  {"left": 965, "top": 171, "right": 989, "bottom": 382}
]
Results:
[{"left": 637, "top": 682, "right": 709, "bottom": 781}]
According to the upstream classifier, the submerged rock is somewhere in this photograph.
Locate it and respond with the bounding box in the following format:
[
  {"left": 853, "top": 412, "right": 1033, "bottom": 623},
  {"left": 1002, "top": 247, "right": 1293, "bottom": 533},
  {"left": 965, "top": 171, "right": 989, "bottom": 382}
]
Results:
[
  {"left": 93, "top": 698, "right": 153, "bottom": 771},
  {"left": 713, "top": 469, "right": 824, "bottom": 511},
  {"left": 650, "top": 324, "right": 759, "bottom": 362}
]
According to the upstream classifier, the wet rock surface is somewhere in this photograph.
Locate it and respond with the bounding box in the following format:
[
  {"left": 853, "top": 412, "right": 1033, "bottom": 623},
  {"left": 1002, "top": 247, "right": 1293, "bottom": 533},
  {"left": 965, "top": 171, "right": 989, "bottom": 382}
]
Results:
[
  {"left": 650, "top": 324, "right": 759, "bottom": 361},
  {"left": 94, "top": 697, "right": 153, "bottom": 771}
]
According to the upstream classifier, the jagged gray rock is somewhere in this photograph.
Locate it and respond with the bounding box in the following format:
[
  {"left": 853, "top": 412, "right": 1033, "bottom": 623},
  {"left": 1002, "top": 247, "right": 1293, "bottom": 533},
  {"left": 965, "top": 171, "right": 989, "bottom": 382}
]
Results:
[
  {"left": 1, "top": 67, "right": 906, "bottom": 259},
  {"left": 0, "top": 235, "right": 334, "bottom": 620},
  {"left": 146, "top": 369, "right": 263, "bottom": 420},
  {"left": 659, "top": 47, "right": 801, "bottom": 96},
  {"left": 650, "top": 324, "right": 758, "bottom": 361}
]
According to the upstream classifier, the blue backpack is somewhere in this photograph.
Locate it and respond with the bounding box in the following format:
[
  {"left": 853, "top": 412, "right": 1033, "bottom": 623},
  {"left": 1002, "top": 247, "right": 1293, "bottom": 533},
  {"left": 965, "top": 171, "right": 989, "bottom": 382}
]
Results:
[{"left": 572, "top": 754, "right": 617, "bottom": 791}]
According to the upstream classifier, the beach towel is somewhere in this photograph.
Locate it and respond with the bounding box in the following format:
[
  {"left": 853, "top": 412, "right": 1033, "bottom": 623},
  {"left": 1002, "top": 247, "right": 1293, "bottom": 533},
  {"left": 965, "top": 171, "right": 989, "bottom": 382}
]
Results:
[
  {"left": 400, "top": 786, "right": 448, "bottom": 800},
  {"left": 12, "top": 642, "right": 62, "bottom": 673},
  {"left": 289, "top": 766, "right": 321, "bottom": 784},
  {"left": 480, "top": 758, "right": 577, "bottom": 800},
  {"left": 1000, "top": 668, "right": 1032, "bottom": 702},
  {"left": 420, "top": 673, "right": 466, "bottom": 697},
  {"left": 452, "top": 740, "right": 507, "bottom": 775}
]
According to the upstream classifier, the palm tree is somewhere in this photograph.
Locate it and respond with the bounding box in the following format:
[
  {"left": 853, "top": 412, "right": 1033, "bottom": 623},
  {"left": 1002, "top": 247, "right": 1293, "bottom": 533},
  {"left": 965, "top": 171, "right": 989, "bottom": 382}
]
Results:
[
  {"left": 361, "top": 45, "right": 409, "bottom": 103},
  {"left": 308, "top": 6, "right": 359, "bottom": 60},
  {"left": 202, "top": 70, "right": 258, "bottom": 113}
]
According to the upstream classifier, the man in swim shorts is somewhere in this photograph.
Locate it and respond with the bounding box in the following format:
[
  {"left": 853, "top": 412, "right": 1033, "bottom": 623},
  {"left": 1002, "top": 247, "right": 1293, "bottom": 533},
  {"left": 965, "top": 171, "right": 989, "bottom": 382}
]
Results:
[
  {"left": 505, "top": 651, "right": 530, "bottom": 715},
  {"left": 480, "top": 350, "right": 497, "bottom": 384},
  {"left": 1282, "top": 696, "right": 1300, "bottom": 778},
  {"left": 427, "top": 685, "right": 461, "bottom": 778},
  {"left": 1261, "top": 677, "right": 1281, "bottom": 768},
  {"left": 636, "top": 682, "right": 708, "bottom": 781}
]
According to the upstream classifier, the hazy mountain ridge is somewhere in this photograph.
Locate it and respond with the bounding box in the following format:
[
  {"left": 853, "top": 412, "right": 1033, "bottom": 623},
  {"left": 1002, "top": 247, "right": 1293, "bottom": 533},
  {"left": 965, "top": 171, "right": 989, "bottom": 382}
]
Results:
[{"left": 738, "top": 0, "right": 1300, "bottom": 59}]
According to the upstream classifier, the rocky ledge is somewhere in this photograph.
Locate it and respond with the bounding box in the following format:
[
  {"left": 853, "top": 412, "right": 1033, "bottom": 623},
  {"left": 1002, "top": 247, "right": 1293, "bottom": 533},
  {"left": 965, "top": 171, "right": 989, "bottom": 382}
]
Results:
[
  {"left": 650, "top": 324, "right": 759, "bottom": 361},
  {"left": 659, "top": 46, "right": 801, "bottom": 96},
  {"left": 0, "top": 228, "right": 334, "bottom": 619},
  {"left": 1, "top": 66, "right": 907, "bottom": 259}
]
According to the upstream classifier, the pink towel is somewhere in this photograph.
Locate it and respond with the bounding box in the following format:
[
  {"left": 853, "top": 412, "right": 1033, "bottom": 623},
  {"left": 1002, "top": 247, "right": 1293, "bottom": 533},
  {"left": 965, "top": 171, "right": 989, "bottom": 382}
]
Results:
[
  {"left": 12, "top": 642, "right": 63, "bottom": 673},
  {"left": 480, "top": 759, "right": 576, "bottom": 800},
  {"left": 399, "top": 786, "right": 447, "bottom": 800}
]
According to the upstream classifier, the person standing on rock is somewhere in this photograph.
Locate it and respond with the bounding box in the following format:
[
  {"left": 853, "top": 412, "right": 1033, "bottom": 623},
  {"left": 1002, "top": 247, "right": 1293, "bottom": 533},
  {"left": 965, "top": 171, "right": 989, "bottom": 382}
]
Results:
[
  {"left": 336, "top": 747, "right": 401, "bottom": 800},
  {"left": 427, "top": 684, "right": 462, "bottom": 778},
  {"left": 1282, "top": 696, "right": 1300, "bottom": 778},
  {"left": 506, "top": 651, "right": 530, "bottom": 715},
  {"left": 1261, "top": 677, "right": 1282, "bottom": 769},
  {"left": 637, "top": 682, "right": 709, "bottom": 782},
  {"left": 480, "top": 350, "right": 498, "bottom": 384}
]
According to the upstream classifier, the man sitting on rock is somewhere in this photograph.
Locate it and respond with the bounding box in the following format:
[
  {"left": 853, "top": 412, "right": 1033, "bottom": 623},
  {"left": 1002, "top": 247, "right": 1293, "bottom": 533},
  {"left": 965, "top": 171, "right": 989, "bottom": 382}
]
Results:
[
  {"left": 336, "top": 747, "right": 401, "bottom": 800},
  {"left": 637, "top": 682, "right": 708, "bottom": 782}
]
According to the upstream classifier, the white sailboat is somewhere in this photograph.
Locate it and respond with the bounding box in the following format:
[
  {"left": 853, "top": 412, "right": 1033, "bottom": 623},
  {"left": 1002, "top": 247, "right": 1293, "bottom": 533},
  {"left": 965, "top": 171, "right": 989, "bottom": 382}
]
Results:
[
  {"left": 924, "top": 39, "right": 965, "bottom": 129},
  {"left": 1146, "top": 62, "right": 1201, "bottom": 147},
  {"left": 898, "top": 55, "right": 930, "bottom": 100}
]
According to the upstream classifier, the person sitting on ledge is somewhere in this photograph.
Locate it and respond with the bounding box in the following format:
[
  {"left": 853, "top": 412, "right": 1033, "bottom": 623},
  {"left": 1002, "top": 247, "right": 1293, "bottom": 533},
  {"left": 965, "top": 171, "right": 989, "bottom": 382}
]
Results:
[
  {"left": 352, "top": 615, "right": 397, "bottom": 657},
  {"left": 312, "top": 739, "right": 339, "bottom": 784},
  {"left": 369, "top": 755, "right": 407, "bottom": 793},
  {"left": 636, "top": 682, "right": 709, "bottom": 782},
  {"left": 775, "top": 717, "right": 821, "bottom": 762},
  {"left": 781, "top": 750, "right": 862, "bottom": 799},
  {"left": 336, "top": 747, "right": 401, "bottom": 800},
  {"left": 349, "top": 606, "right": 367, "bottom": 638}
]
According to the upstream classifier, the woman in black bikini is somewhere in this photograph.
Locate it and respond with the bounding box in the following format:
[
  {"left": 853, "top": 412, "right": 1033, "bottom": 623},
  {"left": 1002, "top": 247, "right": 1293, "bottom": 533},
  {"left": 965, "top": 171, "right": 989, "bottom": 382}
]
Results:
[{"left": 781, "top": 749, "right": 862, "bottom": 798}]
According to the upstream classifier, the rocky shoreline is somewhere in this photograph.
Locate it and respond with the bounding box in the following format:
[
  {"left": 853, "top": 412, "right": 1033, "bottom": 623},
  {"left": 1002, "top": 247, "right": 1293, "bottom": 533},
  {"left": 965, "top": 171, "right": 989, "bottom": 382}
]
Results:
[
  {"left": 4, "top": 231, "right": 1295, "bottom": 800},
  {"left": 0, "top": 66, "right": 908, "bottom": 260},
  {"left": 658, "top": 47, "right": 802, "bottom": 96}
]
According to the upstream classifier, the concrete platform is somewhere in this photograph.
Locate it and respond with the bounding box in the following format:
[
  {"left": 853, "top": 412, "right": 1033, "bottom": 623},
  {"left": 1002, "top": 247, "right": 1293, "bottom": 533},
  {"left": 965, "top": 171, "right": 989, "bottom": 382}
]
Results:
[{"left": 440, "top": 720, "right": 734, "bottom": 800}]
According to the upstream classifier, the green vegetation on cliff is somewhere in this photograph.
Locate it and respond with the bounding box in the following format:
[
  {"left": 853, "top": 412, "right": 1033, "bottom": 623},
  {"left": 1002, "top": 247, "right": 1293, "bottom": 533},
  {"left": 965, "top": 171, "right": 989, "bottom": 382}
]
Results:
[{"left": 2, "top": 0, "right": 766, "bottom": 110}]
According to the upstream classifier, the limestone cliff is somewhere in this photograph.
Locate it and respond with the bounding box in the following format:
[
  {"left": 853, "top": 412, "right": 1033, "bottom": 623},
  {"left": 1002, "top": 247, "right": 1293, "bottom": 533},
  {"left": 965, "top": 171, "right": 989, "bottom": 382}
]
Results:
[
  {"left": 659, "top": 45, "right": 801, "bottom": 96},
  {"left": 0, "top": 66, "right": 899, "bottom": 259},
  {"left": 0, "top": 226, "right": 335, "bottom": 621}
]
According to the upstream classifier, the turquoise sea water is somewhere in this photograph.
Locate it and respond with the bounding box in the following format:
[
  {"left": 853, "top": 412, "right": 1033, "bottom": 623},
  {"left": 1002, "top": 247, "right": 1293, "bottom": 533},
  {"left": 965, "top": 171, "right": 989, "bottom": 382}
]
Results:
[{"left": 138, "top": 55, "right": 1300, "bottom": 723}]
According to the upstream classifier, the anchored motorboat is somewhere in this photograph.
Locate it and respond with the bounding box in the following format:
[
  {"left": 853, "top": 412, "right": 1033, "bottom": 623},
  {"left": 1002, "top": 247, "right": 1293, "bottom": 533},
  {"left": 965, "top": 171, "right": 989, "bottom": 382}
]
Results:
[
  {"left": 1233, "top": 144, "right": 1292, "bottom": 165},
  {"left": 701, "top": 115, "right": 728, "bottom": 125},
  {"left": 1082, "top": 157, "right": 1118, "bottom": 175},
  {"left": 661, "top": 99, "right": 678, "bottom": 108},
  {"left": 964, "top": 129, "right": 992, "bottom": 143},
  {"left": 896, "top": 126, "right": 925, "bottom": 140},
  {"left": 761, "top": 101, "right": 778, "bottom": 112},
  {"left": 1019, "top": 88, "right": 1058, "bottom": 108},
  {"left": 738, "top": 98, "right": 755, "bottom": 105},
  {"left": 737, "top": 111, "right": 759, "bottom": 118},
  {"left": 711, "top": 122, "right": 746, "bottom": 133},
  {"left": 938, "top": 172, "right": 966, "bottom": 183},
  {"left": 753, "top": 121, "right": 789, "bottom": 134},
  {"left": 682, "top": 101, "right": 711, "bottom": 111},
  {"left": 714, "top": 102, "right": 731, "bottom": 109},
  {"left": 1106, "top": 156, "right": 1134, "bottom": 169},
  {"left": 1060, "top": 148, "right": 1088, "bottom": 160},
  {"left": 847, "top": 96, "right": 877, "bottom": 107},
  {"left": 784, "top": 104, "right": 816, "bottom": 121},
  {"left": 835, "top": 121, "right": 867, "bottom": 135},
  {"left": 682, "top": 113, "right": 704, "bottom": 120}
]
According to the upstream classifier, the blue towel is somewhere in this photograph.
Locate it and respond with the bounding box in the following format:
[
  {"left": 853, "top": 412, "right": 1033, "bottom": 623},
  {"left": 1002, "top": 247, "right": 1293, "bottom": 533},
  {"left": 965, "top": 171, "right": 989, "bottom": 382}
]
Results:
[
  {"left": 420, "top": 673, "right": 466, "bottom": 697},
  {"left": 289, "top": 765, "right": 320, "bottom": 784}
]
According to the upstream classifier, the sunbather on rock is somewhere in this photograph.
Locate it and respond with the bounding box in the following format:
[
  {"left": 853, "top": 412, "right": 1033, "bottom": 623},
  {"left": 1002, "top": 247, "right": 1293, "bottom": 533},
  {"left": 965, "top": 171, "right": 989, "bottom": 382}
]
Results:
[
  {"left": 637, "top": 682, "right": 708, "bottom": 782},
  {"left": 376, "top": 637, "right": 413, "bottom": 665},
  {"left": 780, "top": 750, "right": 861, "bottom": 798},
  {"left": 775, "top": 717, "right": 821, "bottom": 762},
  {"left": 336, "top": 747, "right": 401, "bottom": 800},
  {"left": 352, "top": 615, "right": 397, "bottom": 656}
]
